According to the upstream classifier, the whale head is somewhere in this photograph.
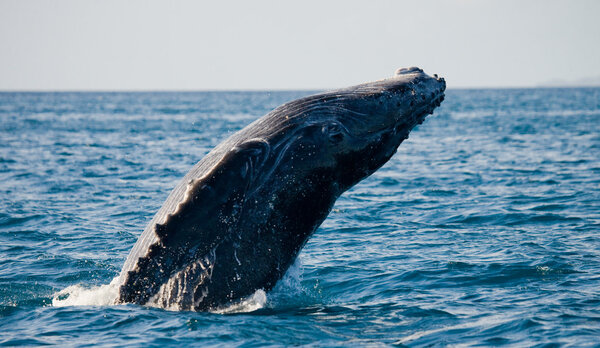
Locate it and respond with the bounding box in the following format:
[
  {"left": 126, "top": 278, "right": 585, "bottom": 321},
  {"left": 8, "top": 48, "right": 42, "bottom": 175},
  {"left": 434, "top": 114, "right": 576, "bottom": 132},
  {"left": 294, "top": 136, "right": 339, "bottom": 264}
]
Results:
[
  {"left": 330, "top": 67, "right": 446, "bottom": 189},
  {"left": 262, "top": 67, "right": 446, "bottom": 194}
]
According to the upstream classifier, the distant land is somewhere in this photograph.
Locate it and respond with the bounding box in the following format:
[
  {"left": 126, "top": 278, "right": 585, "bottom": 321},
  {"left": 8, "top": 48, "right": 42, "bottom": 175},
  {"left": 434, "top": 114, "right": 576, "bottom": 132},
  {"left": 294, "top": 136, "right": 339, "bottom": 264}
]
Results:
[{"left": 538, "top": 75, "right": 600, "bottom": 87}]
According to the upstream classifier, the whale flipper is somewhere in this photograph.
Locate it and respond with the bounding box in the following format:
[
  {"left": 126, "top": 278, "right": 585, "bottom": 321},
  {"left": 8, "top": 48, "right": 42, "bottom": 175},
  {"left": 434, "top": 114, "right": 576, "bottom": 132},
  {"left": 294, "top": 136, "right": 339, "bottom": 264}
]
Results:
[{"left": 119, "top": 139, "right": 270, "bottom": 304}]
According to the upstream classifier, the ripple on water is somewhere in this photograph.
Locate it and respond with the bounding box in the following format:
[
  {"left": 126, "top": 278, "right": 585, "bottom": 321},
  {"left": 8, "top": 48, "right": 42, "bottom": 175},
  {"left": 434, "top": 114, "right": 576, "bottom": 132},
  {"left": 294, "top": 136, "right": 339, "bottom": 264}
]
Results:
[{"left": 0, "top": 89, "right": 599, "bottom": 345}]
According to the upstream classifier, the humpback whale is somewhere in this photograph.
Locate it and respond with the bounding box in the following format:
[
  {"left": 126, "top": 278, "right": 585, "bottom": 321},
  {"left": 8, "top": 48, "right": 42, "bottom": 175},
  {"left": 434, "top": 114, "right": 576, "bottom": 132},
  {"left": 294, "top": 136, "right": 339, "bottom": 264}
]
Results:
[{"left": 116, "top": 67, "right": 446, "bottom": 310}]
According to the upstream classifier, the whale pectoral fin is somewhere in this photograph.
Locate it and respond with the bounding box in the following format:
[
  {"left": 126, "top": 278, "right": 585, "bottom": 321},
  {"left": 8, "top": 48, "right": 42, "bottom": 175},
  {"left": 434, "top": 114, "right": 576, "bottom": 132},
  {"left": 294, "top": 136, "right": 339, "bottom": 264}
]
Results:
[
  {"left": 156, "top": 138, "right": 271, "bottom": 242},
  {"left": 119, "top": 139, "right": 271, "bottom": 305},
  {"left": 152, "top": 138, "right": 270, "bottom": 248}
]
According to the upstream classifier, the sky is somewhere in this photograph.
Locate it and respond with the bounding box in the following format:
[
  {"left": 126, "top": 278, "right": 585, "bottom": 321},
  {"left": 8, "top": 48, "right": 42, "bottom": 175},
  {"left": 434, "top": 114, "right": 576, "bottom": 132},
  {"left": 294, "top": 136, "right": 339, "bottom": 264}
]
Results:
[{"left": 0, "top": 0, "right": 599, "bottom": 90}]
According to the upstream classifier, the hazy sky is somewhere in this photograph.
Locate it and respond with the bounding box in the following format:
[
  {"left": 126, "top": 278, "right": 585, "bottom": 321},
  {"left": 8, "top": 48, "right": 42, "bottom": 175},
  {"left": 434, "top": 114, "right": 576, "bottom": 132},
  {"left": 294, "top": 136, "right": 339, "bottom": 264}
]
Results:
[{"left": 1, "top": 0, "right": 599, "bottom": 90}]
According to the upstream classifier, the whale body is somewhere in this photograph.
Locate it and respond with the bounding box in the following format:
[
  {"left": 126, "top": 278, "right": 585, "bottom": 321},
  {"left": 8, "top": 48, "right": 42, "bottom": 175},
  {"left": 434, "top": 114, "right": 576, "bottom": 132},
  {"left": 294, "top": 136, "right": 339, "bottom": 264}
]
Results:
[{"left": 116, "top": 67, "right": 446, "bottom": 311}]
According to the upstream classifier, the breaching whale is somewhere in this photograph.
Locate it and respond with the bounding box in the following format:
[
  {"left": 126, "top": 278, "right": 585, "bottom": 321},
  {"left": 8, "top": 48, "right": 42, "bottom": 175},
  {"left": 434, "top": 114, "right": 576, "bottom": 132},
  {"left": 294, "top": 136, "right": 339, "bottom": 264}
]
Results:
[{"left": 116, "top": 67, "right": 446, "bottom": 310}]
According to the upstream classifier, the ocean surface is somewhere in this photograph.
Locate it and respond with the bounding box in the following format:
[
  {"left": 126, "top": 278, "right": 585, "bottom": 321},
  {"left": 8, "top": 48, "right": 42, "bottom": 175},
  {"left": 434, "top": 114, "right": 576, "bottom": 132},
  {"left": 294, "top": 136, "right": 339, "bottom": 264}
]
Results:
[{"left": 0, "top": 88, "right": 599, "bottom": 346}]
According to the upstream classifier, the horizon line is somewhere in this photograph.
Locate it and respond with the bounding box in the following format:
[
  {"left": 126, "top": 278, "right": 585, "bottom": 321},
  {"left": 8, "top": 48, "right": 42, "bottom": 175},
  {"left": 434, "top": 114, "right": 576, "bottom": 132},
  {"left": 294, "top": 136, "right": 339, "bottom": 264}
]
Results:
[{"left": 1, "top": 85, "right": 599, "bottom": 93}]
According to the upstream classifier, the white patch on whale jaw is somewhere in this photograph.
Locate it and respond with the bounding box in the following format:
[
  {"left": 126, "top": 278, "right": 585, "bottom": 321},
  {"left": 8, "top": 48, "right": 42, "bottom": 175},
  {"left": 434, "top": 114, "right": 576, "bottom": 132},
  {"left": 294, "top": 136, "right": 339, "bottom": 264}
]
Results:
[{"left": 147, "top": 247, "right": 217, "bottom": 311}]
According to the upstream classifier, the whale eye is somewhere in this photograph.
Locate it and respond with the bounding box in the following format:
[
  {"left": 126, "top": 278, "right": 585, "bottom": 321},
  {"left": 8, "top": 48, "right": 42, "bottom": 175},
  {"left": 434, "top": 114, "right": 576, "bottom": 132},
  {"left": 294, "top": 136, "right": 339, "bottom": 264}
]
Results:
[{"left": 322, "top": 123, "right": 345, "bottom": 144}]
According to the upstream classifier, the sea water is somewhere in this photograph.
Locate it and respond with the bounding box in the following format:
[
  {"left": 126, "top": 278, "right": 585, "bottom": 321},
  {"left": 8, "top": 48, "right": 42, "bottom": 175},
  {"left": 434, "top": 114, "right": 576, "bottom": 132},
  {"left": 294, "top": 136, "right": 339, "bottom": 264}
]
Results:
[{"left": 0, "top": 89, "right": 599, "bottom": 346}]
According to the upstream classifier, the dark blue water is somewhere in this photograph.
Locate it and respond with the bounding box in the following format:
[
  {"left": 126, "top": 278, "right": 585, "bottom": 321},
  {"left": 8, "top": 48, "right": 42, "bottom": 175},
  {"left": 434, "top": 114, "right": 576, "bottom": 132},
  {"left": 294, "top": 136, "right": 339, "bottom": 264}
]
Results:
[{"left": 1, "top": 89, "right": 599, "bottom": 346}]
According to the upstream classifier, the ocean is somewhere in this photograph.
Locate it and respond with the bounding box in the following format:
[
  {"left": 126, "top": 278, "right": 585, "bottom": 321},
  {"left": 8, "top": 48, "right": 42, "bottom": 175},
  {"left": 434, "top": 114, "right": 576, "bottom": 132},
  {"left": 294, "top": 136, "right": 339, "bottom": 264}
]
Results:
[{"left": 0, "top": 88, "right": 599, "bottom": 346}]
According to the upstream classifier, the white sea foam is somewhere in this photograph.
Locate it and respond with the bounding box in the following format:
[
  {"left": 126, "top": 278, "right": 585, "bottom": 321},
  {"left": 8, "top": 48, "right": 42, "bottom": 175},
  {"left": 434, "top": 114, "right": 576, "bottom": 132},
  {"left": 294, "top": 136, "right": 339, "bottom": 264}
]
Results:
[
  {"left": 211, "top": 289, "right": 268, "bottom": 314},
  {"left": 51, "top": 258, "right": 306, "bottom": 312},
  {"left": 51, "top": 277, "right": 120, "bottom": 307},
  {"left": 51, "top": 277, "right": 269, "bottom": 313}
]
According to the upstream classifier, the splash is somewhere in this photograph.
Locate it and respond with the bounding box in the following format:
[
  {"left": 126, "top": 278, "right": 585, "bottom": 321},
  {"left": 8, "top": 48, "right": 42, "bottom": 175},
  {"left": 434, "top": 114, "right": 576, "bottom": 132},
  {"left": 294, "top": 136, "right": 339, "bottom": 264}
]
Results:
[
  {"left": 270, "top": 257, "right": 305, "bottom": 297},
  {"left": 50, "top": 258, "right": 310, "bottom": 312},
  {"left": 211, "top": 289, "right": 268, "bottom": 314},
  {"left": 265, "top": 257, "right": 324, "bottom": 308},
  {"left": 52, "top": 277, "right": 120, "bottom": 307},
  {"left": 211, "top": 259, "right": 306, "bottom": 314}
]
